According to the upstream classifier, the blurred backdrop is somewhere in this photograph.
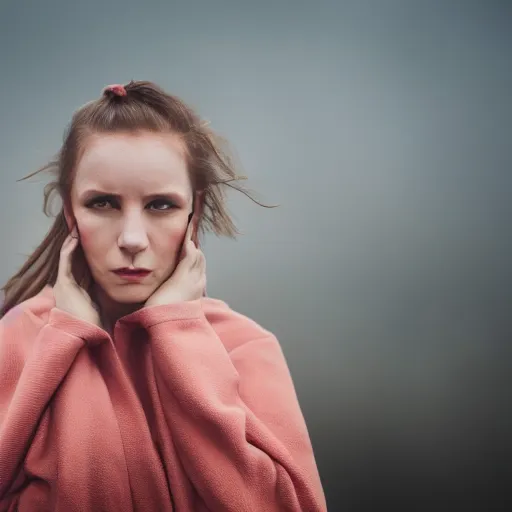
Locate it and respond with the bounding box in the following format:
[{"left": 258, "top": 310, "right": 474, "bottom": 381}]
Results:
[{"left": 1, "top": 1, "right": 511, "bottom": 510}]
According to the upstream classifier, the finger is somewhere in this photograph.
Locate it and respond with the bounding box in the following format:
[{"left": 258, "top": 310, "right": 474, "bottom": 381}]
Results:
[
  {"left": 57, "top": 240, "right": 77, "bottom": 283},
  {"left": 62, "top": 226, "right": 77, "bottom": 245},
  {"left": 186, "top": 213, "right": 194, "bottom": 241},
  {"left": 57, "top": 228, "right": 79, "bottom": 283},
  {"left": 179, "top": 208, "right": 196, "bottom": 258},
  {"left": 184, "top": 239, "right": 199, "bottom": 266},
  {"left": 191, "top": 191, "right": 204, "bottom": 246},
  {"left": 199, "top": 266, "right": 207, "bottom": 297},
  {"left": 193, "top": 248, "right": 205, "bottom": 270},
  {"left": 181, "top": 190, "right": 202, "bottom": 258},
  {"left": 179, "top": 223, "right": 193, "bottom": 260}
]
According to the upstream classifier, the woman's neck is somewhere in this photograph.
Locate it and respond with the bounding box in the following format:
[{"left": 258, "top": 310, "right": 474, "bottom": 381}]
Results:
[{"left": 91, "top": 284, "right": 143, "bottom": 334}]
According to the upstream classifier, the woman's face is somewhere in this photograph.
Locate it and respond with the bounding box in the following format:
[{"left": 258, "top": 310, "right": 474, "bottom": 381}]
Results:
[{"left": 68, "top": 131, "right": 193, "bottom": 305}]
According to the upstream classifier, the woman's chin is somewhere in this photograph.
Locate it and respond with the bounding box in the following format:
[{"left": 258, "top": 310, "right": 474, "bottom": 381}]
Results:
[{"left": 102, "top": 283, "right": 155, "bottom": 305}]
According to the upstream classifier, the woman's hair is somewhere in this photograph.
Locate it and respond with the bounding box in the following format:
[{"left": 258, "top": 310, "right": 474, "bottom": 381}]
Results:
[{"left": 1, "top": 80, "right": 269, "bottom": 316}]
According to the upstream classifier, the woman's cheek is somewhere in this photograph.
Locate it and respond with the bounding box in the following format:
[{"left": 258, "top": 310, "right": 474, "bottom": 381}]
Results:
[
  {"left": 161, "top": 225, "right": 187, "bottom": 269},
  {"left": 167, "top": 228, "right": 184, "bottom": 257},
  {"left": 77, "top": 225, "right": 88, "bottom": 245},
  {"left": 166, "top": 215, "right": 188, "bottom": 245},
  {"left": 75, "top": 220, "right": 101, "bottom": 259}
]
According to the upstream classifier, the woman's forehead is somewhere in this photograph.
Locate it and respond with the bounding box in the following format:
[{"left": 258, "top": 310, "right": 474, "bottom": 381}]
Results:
[{"left": 73, "top": 132, "right": 191, "bottom": 197}]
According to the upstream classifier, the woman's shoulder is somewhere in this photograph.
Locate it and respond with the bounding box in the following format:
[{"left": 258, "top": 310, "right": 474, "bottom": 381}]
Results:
[
  {"left": 0, "top": 286, "right": 55, "bottom": 358},
  {"left": 200, "top": 296, "right": 276, "bottom": 353},
  {"left": 1, "top": 285, "right": 54, "bottom": 328}
]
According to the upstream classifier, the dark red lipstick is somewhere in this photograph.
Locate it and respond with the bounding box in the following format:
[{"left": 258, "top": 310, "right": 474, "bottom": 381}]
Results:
[{"left": 113, "top": 268, "right": 151, "bottom": 281}]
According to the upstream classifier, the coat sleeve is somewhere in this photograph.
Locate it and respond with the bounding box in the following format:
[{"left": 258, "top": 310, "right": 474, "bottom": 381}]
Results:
[
  {"left": 136, "top": 300, "right": 327, "bottom": 512},
  {"left": 0, "top": 307, "right": 108, "bottom": 510}
]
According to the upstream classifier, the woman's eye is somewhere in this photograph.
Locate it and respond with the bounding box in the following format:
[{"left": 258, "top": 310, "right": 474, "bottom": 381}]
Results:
[
  {"left": 149, "top": 200, "right": 174, "bottom": 211},
  {"left": 86, "top": 197, "right": 174, "bottom": 211},
  {"left": 88, "top": 198, "right": 113, "bottom": 209}
]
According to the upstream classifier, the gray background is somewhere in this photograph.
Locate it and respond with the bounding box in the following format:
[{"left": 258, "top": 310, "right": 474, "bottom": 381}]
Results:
[{"left": 1, "top": 0, "right": 511, "bottom": 509}]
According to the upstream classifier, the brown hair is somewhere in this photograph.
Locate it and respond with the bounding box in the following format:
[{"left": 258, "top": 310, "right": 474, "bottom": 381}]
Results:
[{"left": 1, "top": 80, "right": 270, "bottom": 316}]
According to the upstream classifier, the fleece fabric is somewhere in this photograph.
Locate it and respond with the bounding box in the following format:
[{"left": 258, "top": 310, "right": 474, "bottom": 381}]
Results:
[{"left": 0, "top": 286, "right": 326, "bottom": 511}]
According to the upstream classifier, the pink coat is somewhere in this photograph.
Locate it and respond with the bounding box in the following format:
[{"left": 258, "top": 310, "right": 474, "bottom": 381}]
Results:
[{"left": 0, "top": 286, "right": 326, "bottom": 511}]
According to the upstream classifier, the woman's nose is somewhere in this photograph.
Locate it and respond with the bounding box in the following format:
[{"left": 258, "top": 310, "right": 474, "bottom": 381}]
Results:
[{"left": 117, "top": 213, "right": 149, "bottom": 253}]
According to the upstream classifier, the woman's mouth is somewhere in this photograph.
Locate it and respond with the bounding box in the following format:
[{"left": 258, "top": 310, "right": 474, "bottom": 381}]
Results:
[{"left": 112, "top": 268, "right": 152, "bottom": 281}]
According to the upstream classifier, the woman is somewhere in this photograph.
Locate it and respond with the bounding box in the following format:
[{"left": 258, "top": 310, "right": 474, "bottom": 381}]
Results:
[{"left": 0, "top": 81, "right": 326, "bottom": 511}]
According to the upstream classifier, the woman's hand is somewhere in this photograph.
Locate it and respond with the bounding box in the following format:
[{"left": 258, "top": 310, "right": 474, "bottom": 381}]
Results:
[
  {"left": 145, "top": 215, "right": 206, "bottom": 308},
  {"left": 53, "top": 226, "right": 102, "bottom": 327}
]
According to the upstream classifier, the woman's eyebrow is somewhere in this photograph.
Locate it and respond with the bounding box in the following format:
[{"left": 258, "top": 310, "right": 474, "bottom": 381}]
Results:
[{"left": 80, "top": 189, "right": 186, "bottom": 203}]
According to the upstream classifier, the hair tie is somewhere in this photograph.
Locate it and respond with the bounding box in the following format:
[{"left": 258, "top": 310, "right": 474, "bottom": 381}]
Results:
[{"left": 103, "top": 84, "right": 127, "bottom": 97}]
